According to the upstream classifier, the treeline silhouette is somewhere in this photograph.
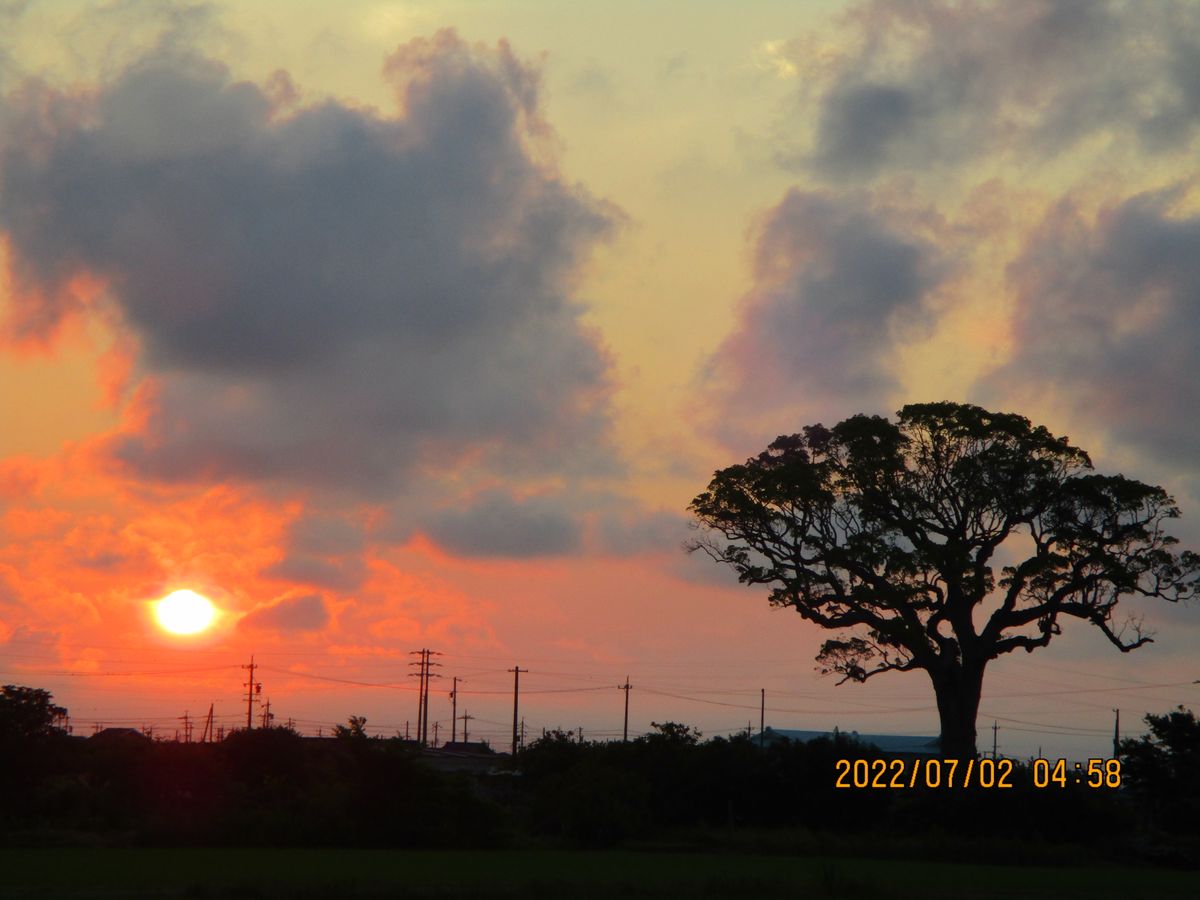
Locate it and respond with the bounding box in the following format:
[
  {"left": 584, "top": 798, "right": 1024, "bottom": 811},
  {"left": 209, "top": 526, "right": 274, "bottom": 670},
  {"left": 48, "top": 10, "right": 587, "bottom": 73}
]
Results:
[{"left": 1, "top": 685, "right": 1197, "bottom": 867}]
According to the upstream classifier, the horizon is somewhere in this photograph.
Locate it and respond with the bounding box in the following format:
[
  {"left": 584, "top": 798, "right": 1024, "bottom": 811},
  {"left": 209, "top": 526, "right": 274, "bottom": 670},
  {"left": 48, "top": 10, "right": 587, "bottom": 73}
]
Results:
[{"left": 2, "top": 0, "right": 1199, "bottom": 765}]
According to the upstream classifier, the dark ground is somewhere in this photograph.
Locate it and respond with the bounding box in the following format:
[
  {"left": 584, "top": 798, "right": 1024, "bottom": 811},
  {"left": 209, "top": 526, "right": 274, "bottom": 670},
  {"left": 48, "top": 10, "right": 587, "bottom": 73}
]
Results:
[{"left": 1, "top": 847, "right": 1198, "bottom": 900}]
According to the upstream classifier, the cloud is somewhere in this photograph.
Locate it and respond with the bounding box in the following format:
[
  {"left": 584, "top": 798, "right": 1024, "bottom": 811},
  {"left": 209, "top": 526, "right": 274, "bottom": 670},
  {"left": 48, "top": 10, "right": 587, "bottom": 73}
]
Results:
[
  {"left": 567, "top": 60, "right": 617, "bottom": 97},
  {"left": 782, "top": 0, "right": 1200, "bottom": 179},
  {"left": 262, "top": 512, "right": 368, "bottom": 590},
  {"left": 592, "top": 507, "right": 691, "bottom": 558},
  {"left": 0, "top": 2, "right": 28, "bottom": 82},
  {"left": 239, "top": 593, "right": 330, "bottom": 632},
  {"left": 423, "top": 490, "right": 582, "bottom": 558},
  {"left": 700, "top": 188, "right": 950, "bottom": 441},
  {"left": 0, "top": 30, "right": 619, "bottom": 500},
  {"left": 264, "top": 554, "right": 367, "bottom": 593},
  {"left": 986, "top": 186, "right": 1200, "bottom": 473}
]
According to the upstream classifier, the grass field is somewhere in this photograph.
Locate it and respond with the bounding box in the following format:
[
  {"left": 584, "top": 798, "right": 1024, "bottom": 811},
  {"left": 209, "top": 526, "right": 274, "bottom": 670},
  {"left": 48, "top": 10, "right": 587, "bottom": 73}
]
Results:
[{"left": 0, "top": 848, "right": 1196, "bottom": 899}]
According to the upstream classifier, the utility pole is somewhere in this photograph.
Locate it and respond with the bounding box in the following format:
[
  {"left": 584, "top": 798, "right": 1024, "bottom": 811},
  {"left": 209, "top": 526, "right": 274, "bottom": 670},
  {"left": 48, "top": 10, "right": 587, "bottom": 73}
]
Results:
[
  {"left": 460, "top": 712, "right": 473, "bottom": 743},
  {"left": 520, "top": 716, "right": 526, "bottom": 750},
  {"left": 1113, "top": 709, "right": 1120, "bottom": 758},
  {"left": 992, "top": 721, "right": 999, "bottom": 760},
  {"left": 242, "top": 655, "right": 261, "bottom": 730},
  {"left": 509, "top": 666, "right": 527, "bottom": 756},
  {"left": 760, "top": 688, "right": 765, "bottom": 748},
  {"left": 619, "top": 677, "right": 632, "bottom": 742},
  {"left": 424, "top": 652, "right": 440, "bottom": 745},
  {"left": 180, "top": 711, "right": 192, "bottom": 743},
  {"left": 450, "top": 676, "right": 460, "bottom": 744},
  {"left": 410, "top": 650, "right": 425, "bottom": 746},
  {"left": 201, "top": 704, "right": 214, "bottom": 743},
  {"left": 409, "top": 648, "right": 441, "bottom": 747},
  {"left": 433, "top": 720, "right": 439, "bottom": 748},
  {"left": 260, "top": 698, "right": 273, "bottom": 729}
]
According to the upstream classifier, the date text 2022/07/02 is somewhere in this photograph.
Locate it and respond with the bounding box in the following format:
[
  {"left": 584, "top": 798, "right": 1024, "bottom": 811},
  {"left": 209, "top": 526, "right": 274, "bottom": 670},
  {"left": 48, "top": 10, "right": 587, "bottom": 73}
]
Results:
[{"left": 834, "top": 757, "right": 1123, "bottom": 790}]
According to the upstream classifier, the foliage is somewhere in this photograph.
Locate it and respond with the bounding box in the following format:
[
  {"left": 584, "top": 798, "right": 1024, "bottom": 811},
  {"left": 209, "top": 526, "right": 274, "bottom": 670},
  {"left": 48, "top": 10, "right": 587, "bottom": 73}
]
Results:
[
  {"left": 0, "top": 684, "right": 68, "bottom": 741},
  {"left": 0, "top": 689, "right": 1187, "bottom": 864},
  {"left": 335, "top": 715, "right": 370, "bottom": 740},
  {"left": 1120, "top": 706, "right": 1200, "bottom": 834},
  {"left": 646, "top": 721, "right": 703, "bottom": 745},
  {"left": 0, "top": 684, "right": 72, "bottom": 820},
  {"left": 688, "top": 402, "right": 1199, "bottom": 756}
]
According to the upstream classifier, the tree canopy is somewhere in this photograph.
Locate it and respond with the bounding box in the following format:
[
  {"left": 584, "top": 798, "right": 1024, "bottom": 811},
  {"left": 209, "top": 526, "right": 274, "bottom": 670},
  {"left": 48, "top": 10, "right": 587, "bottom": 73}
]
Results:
[
  {"left": 1120, "top": 706, "right": 1200, "bottom": 833},
  {"left": 0, "top": 684, "right": 68, "bottom": 742},
  {"left": 688, "top": 402, "right": 1199, "bottom": 758}
]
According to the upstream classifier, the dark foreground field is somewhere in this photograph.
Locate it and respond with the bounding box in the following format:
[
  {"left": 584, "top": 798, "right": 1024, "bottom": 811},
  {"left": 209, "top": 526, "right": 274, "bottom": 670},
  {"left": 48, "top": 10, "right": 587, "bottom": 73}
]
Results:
[{"left": 1, "top": 848, "right": 1196, "bottom": 900}]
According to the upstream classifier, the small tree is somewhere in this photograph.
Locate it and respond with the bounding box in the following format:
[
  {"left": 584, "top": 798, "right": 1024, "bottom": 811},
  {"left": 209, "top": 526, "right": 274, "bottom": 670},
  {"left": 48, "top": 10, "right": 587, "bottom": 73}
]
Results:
[
  {"left": 0, "top": 684, "right": 68, "bottom": 741},
  {"left": 0, "top": 685, "right": 70, "bottom": 810},
  {"left": 688, "top": 403, "right": 1198, "bottom": 758},
  {"left": 645, "top": 721, "right": 703, "bottom": 745},
  {"left": 335, "top": 715, "right": 370, "bottom": 740}
]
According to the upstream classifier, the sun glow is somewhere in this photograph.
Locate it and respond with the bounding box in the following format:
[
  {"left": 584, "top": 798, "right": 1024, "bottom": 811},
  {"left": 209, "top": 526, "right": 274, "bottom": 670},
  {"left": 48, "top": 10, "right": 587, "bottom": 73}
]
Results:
[{"left": 154, "top": 589, "right": 217, "bottom": 635}]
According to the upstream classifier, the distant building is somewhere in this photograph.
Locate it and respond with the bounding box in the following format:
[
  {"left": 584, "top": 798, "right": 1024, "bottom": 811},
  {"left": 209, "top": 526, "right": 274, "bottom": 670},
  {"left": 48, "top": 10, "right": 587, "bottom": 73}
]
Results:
[
  {"left": 438, "top": 740, "right": 494, "bottom": 754},
  {"left": 761, "top": 726, "right": 939, "bottom": 758},
  {"left": 425, "top": 740, "right": 500, "bottom": 774},
  {"left": 88, "top": 727, "right": 152, "bottom": 744}
]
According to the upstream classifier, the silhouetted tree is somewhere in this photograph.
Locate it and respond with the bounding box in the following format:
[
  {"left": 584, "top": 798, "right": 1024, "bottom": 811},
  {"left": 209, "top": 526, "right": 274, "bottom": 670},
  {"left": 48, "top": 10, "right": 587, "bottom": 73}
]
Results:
[
  {"left": 1120, "top": 706, "right": 1200, "bottom": 833},
  {"left": 335, "top": 715, "right": 370, "bottom": 740},
  {"left": 0, "top": 684, "right": 67, "bottom": 740},
  {"left": 0, "top": 685, "right": 71, "bottom": 821},
  {"left": 688, "top": 403, "right": 1199, "bottom": 758},
  {"left": 645, "top": 721, "right": 702, "bottom": 745}
]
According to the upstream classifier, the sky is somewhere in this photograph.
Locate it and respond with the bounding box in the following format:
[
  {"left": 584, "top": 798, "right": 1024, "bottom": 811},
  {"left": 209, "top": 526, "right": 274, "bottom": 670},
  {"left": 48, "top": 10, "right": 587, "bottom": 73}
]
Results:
[{"left": 1, "top": 0, "right": 1199, "bottom": 758}]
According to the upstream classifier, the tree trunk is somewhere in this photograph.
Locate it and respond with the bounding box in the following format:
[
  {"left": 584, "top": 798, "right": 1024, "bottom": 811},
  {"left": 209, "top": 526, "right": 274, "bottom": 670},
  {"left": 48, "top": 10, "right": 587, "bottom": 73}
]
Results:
[{"left": 930, "top": 665, "right": 985, "bottom": 759}]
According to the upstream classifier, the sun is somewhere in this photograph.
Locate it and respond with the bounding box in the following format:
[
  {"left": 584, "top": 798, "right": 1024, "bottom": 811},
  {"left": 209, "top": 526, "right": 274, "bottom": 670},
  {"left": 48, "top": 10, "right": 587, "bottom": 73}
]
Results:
[{"left": 154, "top": 589, "right": 217, "bottom": 635}]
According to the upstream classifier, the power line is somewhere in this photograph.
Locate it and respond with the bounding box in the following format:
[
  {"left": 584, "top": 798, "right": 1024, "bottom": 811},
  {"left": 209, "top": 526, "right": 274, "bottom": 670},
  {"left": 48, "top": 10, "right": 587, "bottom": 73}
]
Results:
[
  {"left": 10, "top": 665, "right": 240, "bottom": 678},
  {"left": 981, "top": 713, "right": 1113, "bottom": 735},
  {"left": 258, "top": 666, "right": 416, "bottom": 690}
]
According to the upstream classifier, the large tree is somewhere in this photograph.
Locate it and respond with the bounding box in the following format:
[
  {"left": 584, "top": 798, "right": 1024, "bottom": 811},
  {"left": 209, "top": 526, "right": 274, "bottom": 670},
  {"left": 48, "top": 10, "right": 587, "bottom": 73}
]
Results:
[{"left": 687, "top": 403, "right": 1198, "bottom": 758}]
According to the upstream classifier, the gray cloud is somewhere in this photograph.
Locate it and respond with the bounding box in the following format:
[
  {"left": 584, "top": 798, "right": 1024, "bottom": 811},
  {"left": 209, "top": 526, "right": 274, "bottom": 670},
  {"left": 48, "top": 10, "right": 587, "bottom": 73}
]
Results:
[
  {"left": 592, "top": 507, "right": 691, "bottom": 557},
  {"left": 789, "top": 0, "right": 1200, "bottom": 179},
  {"left": 264, "top": 555, "right": 367, "bottom": 592},
  {"left": 987, "top": 186, "right": 1200, "bottom": 471},
  {"left": 239, "top": 593, "right": 330, "bottom": 632},
  {"left": 286, "top": 514, "right": 366, "bottom": 557},
  {"left": 0, "top": 31, "right": 618, "bottom": 497},
  {"left": 701, "top": 188, "right": 949, "bottom": 439},
  {"left": 423, "top": 490, "right": 582, "bottom": 558},
  {"left": 263, "top": 512, "right": 368, "bottom": 590}
]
